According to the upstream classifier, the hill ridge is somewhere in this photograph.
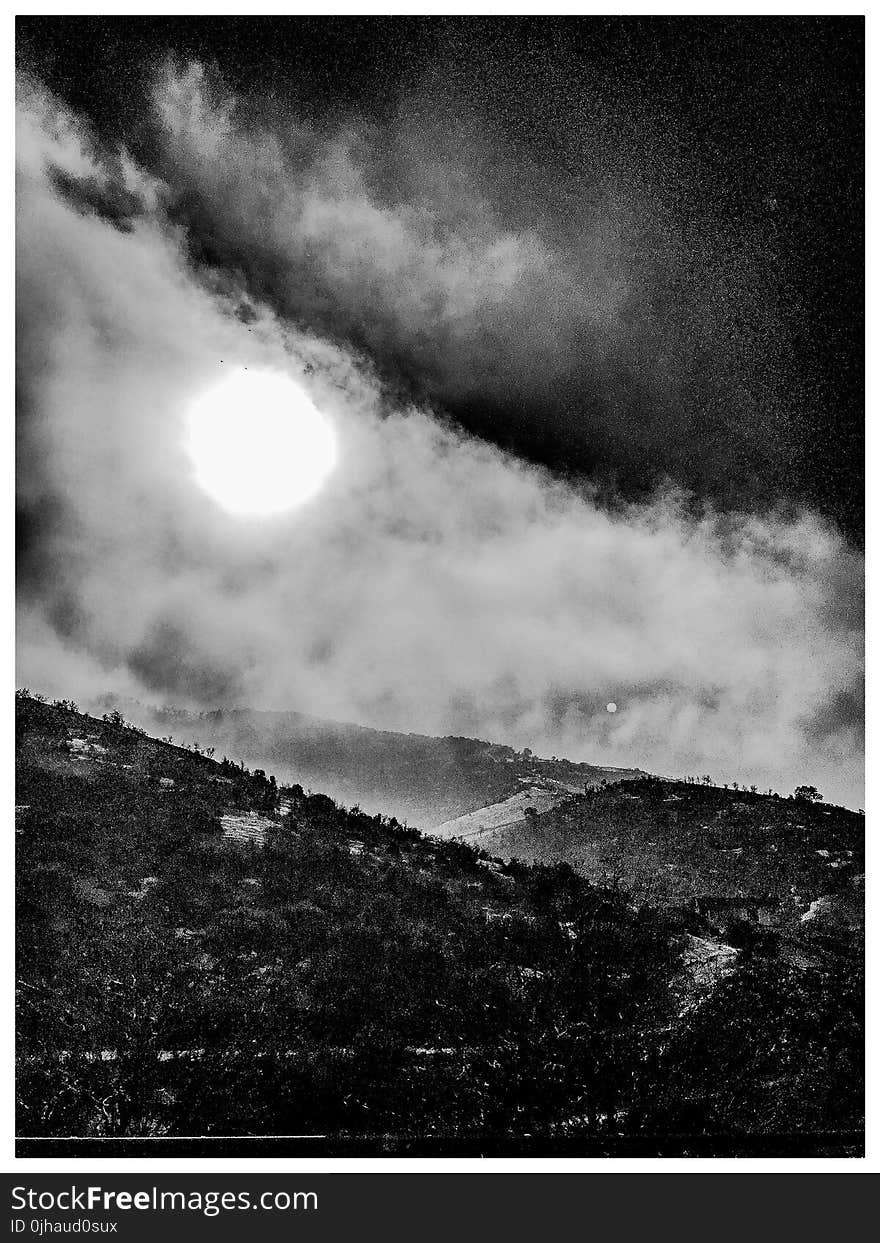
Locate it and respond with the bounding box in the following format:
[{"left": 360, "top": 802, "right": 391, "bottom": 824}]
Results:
[{"left": 85, "top": 693, "right": 647, "bottom": 829}]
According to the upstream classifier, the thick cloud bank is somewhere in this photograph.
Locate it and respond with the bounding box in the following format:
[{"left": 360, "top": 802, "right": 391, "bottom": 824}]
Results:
[{"left": 16, "top": 73, "right": 863, "bottom": 806}]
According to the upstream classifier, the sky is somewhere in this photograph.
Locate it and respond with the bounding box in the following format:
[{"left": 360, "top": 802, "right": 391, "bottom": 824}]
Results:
[{"left": 15, "top": 18, "right": 864, "bottom": 806}]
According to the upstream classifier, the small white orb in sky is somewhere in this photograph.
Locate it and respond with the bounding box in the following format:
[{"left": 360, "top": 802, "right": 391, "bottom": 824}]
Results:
[
  {"left": 606, "top": 702, "right": 618, "bottom": 714},
  {"left": 186, "top": 367, "right": 337, "bottom": 516}
]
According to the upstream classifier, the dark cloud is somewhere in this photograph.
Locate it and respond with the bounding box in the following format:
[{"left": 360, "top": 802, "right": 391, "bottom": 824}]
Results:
[
  {"left": 47, "top": 164, "right": 144, "bottom": 232},
  {"left": 800, "top": 687, "right": 864, "bottom": 751},
  {"left": 128, "top": 619, "right": 244, "bottom": 704},
  {"left": 147, "top": 60, "right": 798, "bottom": 518},
  {"left": 18, "top": 18, "right": 863, "bottom": 535},
  {"left": 14, "top": 71, "right": 864, "bottom": 807}
]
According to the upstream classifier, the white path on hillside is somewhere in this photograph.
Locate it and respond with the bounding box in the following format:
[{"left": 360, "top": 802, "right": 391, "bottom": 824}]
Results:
[{"left": 432, "top": 785, "right": 568, "bottom": 841}]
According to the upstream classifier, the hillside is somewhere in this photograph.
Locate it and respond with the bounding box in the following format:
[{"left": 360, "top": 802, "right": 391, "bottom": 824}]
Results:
[
  {"left": 468, "top": 777, "right": 863, "bottom": 950},
  {"left": 433, "top": 784, "right": 575, "bottom": 839},
  {"left": 87, "top": 695, "right": 646, "bottom": 828},
  {"left": 15, "top": 694, "right": 863, "bottom": 1154}
]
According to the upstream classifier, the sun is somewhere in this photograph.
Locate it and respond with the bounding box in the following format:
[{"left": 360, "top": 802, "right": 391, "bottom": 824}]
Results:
[{"left": 185, "top": 368, "right": 337, "bottom": 516}]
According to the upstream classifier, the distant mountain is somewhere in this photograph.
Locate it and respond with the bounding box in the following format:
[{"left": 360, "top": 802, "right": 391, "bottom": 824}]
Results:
[{"left": 86, "top": 695, "right": 645, "bottom": 829}]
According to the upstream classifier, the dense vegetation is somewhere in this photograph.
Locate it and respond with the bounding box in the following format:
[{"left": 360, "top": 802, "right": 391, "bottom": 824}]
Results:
[{"left": 16, "top": 695, "right": 862, "bottom": 1152}]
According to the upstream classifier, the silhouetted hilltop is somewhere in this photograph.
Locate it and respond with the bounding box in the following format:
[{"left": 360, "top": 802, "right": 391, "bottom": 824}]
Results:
[{"left": 465, "top": 775, "right": 864, "bottom": 948}]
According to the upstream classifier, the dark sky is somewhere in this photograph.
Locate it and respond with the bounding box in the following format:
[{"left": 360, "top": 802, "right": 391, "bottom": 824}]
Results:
[{"left": 18, "top": 15, "right": 864, "bottom": 541}]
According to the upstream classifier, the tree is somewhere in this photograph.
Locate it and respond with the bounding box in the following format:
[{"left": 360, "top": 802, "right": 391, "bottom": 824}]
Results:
[{"left": 793, "top": 785, "right": 823, "bottom": 803}]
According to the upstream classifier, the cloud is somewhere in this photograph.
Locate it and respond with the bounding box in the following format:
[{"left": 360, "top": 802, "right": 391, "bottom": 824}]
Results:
[
  {"left": 148, "top": 61, "right": 799, "bottom": 513},
  {"left": 16, "top": 75, "right": 863, "bottom": 807}
]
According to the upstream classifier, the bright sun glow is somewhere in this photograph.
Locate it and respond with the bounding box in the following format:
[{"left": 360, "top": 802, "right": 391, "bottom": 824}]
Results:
[{"left": 186, "top": 368, "right": 338, "bottom": 516}]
